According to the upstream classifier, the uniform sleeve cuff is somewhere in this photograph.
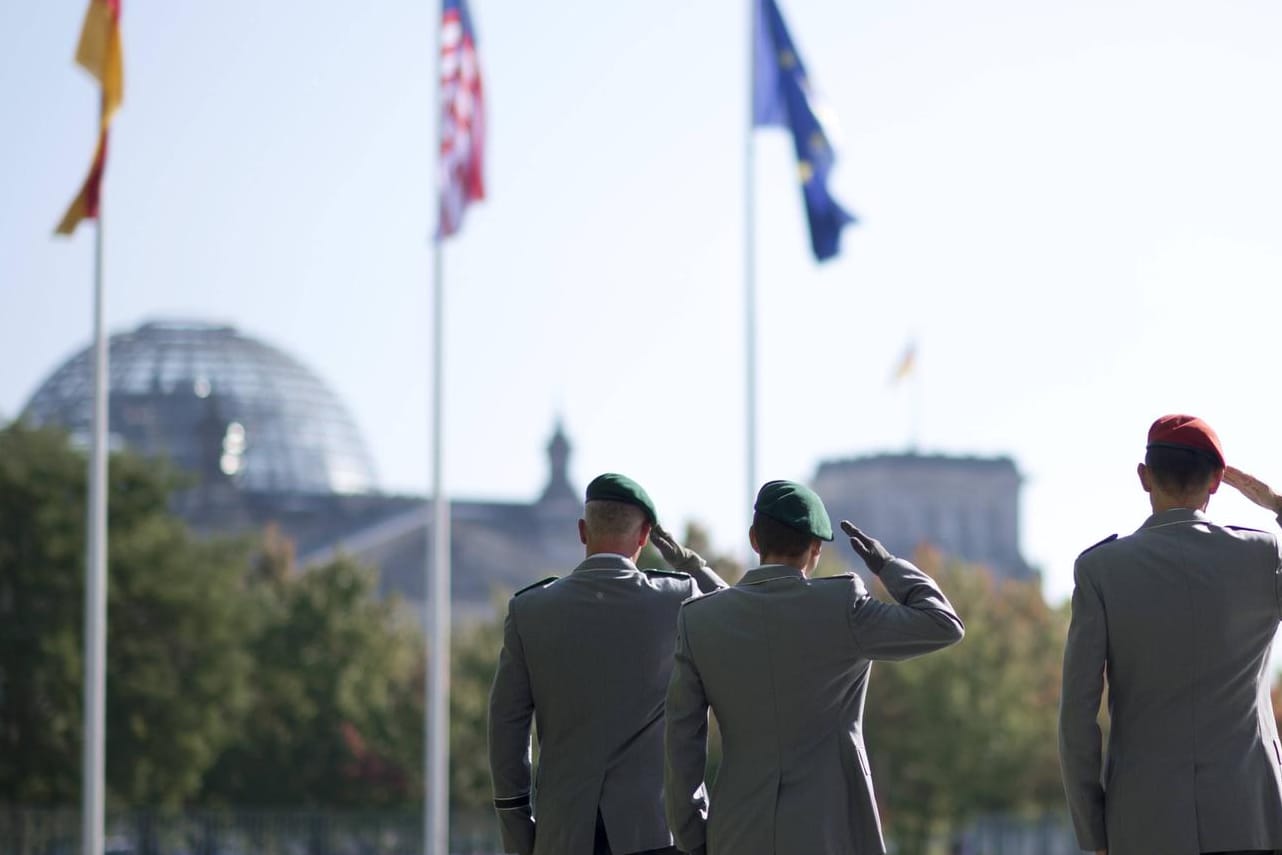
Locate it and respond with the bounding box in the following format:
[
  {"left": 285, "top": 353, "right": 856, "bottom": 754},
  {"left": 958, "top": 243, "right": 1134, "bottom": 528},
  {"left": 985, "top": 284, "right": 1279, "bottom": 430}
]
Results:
[{"left": 494, "top": 793, "right": 530, "bottom": 811}]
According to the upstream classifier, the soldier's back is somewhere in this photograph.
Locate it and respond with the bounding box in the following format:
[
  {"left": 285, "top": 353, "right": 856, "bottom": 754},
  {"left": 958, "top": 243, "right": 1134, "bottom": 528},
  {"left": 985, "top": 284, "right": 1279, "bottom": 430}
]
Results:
[
  {"left": 681, "top": 567, "right": 882, "bottom": 855},
  {"left": 1075, "top": 509, "right": 1282, "bottom": 853}
]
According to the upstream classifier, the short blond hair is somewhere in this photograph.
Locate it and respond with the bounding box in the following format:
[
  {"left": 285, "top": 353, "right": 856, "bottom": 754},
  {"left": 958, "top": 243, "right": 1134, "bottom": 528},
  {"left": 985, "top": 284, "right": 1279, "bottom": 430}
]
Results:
[{"left": 584, "top": 499, "right": 647, "bottom": 540}]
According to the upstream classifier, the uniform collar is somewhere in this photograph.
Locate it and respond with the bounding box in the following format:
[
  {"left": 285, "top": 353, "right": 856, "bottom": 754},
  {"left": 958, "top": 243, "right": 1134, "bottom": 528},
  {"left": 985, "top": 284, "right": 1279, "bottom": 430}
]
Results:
[
  {"left": 573, "top": 554, "right": 640, "bottom": 574},
  {"left": 738, "top": 564, "right": 807, "bottom": 586},
  {"left": 1138, "top": 507, "right": 1211, "bottom": 532}
]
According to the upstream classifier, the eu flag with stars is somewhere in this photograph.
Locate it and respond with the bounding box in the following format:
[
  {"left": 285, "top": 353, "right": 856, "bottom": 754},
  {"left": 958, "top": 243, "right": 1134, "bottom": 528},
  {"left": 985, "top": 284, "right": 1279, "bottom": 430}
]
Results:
[{"left": 754, "top": 0, "right": 855, "bottom": 262}]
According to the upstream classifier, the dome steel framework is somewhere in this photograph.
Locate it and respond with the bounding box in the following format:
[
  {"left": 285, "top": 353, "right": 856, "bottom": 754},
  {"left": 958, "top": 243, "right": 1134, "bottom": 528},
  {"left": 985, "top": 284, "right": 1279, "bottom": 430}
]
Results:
[{"left": 24, "top": 321, "right": 377, "bottom": 495}]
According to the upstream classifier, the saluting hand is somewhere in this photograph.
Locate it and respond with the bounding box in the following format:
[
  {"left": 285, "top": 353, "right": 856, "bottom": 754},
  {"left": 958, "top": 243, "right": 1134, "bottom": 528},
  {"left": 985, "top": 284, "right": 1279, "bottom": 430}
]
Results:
[
  {"left": 840, "top": 520, "right": 893, "bottom": 575},
  {"left": 1224, "top": 466, "right": 1282, "bottom": 515},
  {"left": 650, "top": 523, "right": 708, "bottom": 571}
]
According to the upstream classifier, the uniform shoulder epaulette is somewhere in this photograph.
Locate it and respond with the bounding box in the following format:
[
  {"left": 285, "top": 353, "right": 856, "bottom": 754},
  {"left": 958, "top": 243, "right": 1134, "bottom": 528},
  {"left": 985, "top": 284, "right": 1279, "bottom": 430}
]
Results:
[
  {"left": 682, "top": 585, "right": 730, "bottom": 606},
  {"left": 513, "top": 575, "right": 558, "bottom": 597},
  {"left": 1078, "top": 534, "right": 1118, "bottom": 557},
  {"left": 813, "top": 572, "right": 856, "bottom": 581},
  {"left": 1227, "top": 524, "right": 1269, "bottom": 534},
  {"left": 643, "top": 567, "right": 693, "bottom": 580}
]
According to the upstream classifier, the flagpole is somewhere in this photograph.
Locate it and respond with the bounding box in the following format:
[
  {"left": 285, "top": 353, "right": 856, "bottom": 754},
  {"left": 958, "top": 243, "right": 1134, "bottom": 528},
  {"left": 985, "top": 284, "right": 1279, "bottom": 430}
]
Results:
[
  {"left": 426, "top": 2, "right": 451, "bottom": 851},
  {"left": 744, "top": 0, "right": 759, "bottom": 555},
  {"left": 910, "top": 354, "right": 922, "bottom": 453},
  {"left": 426, "top": 241, "right": 451, "bottom": 855},
  {"left": 82, "top": 166, "right": 108, "bottom": 855}
]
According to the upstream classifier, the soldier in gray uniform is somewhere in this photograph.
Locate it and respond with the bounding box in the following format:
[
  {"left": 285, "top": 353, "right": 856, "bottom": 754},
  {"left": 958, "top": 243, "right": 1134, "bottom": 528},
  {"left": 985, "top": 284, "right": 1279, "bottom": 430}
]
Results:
[
  {"left": 1059, "top": 414, "right": 1282, "bottom": 855},
  {"left": 488, "top": 473, "right": 726, "bottom": 855},
  {"left": 664, "top": 480, "right": 965, "bottom": 855}
]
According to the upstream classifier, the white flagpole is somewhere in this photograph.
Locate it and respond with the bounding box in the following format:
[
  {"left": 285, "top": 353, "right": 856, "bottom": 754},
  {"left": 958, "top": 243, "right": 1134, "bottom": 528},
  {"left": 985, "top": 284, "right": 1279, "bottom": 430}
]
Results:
[
  {"left": 910, "top": 346, "right": 922, "bottom": 452},
  {"left": 82, "top": 186, "right": 108, "bottom": 855},
  {"left": 744, "top": 0, "right": 759, "bottom": 555},
  {"left": 425, "top": 3, "right": 451, "bottom": 852},
  {"left": 426, "top": 241, "right": 451, "bottom": 855}
]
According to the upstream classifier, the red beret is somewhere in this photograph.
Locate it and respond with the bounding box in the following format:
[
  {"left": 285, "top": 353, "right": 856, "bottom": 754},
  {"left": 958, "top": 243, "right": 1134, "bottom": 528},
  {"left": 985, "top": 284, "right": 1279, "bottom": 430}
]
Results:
[{"left": 1146, "top": 414, "right": 1225, "bottom": 467}]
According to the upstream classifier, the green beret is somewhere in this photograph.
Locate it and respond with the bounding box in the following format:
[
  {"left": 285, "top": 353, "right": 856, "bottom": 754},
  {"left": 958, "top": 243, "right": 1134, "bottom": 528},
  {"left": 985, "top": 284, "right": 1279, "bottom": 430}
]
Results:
[
  {"left": 585, "top": 473, "right": 657, "bottom": 525},
  {"left": 754, "top": 480, "right": 833, "bottom": 541}
]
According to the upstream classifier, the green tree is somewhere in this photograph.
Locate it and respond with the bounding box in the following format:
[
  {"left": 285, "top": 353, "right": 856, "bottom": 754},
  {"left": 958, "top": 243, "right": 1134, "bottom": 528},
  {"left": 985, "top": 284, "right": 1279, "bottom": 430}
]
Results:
[
  {"left": 201, "top": 553, "right": 423, "bottom": 807},
  {"left": 0, "top": 423, "right": 253, "bottom": 807},
  {"left": 449, "top": 610, "right": 505, "bottom": 810},
  {"left": 862, "top": 548, "right": 1066, "bottom": 854}
]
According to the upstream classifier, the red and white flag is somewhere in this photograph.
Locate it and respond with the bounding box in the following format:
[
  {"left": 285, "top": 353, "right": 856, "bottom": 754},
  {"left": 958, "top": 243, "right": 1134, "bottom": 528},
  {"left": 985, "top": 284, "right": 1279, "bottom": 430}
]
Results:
[{"left": 437, "top": 0, "right": 485, "bottom": 239}]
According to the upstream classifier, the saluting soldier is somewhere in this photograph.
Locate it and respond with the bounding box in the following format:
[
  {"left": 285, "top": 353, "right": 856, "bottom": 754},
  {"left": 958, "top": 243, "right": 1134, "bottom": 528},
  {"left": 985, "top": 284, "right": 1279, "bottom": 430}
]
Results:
[
  {"left": 488, "top": 473, "right": 726, "bottom": 855},
  {"left": 1059, "top": 414, "right": 1282, "bottom": 855},
  {"left": 664, "top": 480, "right": 965, "bottom": 855}
]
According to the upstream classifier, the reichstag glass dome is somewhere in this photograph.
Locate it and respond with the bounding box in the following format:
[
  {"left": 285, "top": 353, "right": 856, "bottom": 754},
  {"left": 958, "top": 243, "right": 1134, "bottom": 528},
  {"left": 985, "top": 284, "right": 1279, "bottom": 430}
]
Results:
[{"left": 24, "top": 321, "right": 377, "bottom": 495}]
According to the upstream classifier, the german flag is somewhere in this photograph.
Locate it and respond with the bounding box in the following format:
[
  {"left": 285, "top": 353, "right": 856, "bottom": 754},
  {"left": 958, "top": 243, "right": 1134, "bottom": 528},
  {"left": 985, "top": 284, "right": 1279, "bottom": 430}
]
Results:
[
  {"left": 890, "top": 341, "right": 916, "bottom": 385},
  {"left": 56, "top": 0, "right": 123, "bottom": 236}
]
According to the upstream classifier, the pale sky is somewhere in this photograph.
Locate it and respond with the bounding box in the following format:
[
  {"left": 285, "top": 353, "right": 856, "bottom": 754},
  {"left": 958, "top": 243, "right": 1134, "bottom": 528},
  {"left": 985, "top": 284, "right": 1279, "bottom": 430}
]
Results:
[{"left": 3, "top": 0, "right": 1281, "bottom": 604}]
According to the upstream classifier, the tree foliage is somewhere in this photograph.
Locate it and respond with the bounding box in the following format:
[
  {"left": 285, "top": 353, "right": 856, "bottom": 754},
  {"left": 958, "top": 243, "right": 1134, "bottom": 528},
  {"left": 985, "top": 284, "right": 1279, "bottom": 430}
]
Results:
[
  {"left": 200, "top": 548, "right": 423, "bottom": 807},
  {"left": 862, "top": 547, "right": 1067, "bottom": 853},
  {"left": 449, "top": 611, "right": 505, "bottom": 810},
  {"left": 0, "top": 423, "right": 252, "bottom": 807},
  {"left": 0, "top": 424, "right": 425, "bottom": 810}
]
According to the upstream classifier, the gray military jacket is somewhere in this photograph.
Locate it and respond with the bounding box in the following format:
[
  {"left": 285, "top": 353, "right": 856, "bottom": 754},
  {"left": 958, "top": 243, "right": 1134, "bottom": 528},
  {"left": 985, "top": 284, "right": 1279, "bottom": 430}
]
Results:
[
  {"left": 664, "top": 558, "right": 964, "bottom": 855},
  {"left": 488, "top": 554, "right": 726, "bottom": 855},
  {"left": 1060, "top": 508, "right": 1282, "bottom": 855}
]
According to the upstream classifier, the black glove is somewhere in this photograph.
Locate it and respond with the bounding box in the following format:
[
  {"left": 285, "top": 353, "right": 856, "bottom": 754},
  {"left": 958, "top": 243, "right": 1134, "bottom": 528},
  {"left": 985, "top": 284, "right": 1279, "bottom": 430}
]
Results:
[
  {"left": 650, "top": 524, "right": 708, "bottom": 572},
  {"left": 840, "top": 520, "right": 893, "bottom": 575}
]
